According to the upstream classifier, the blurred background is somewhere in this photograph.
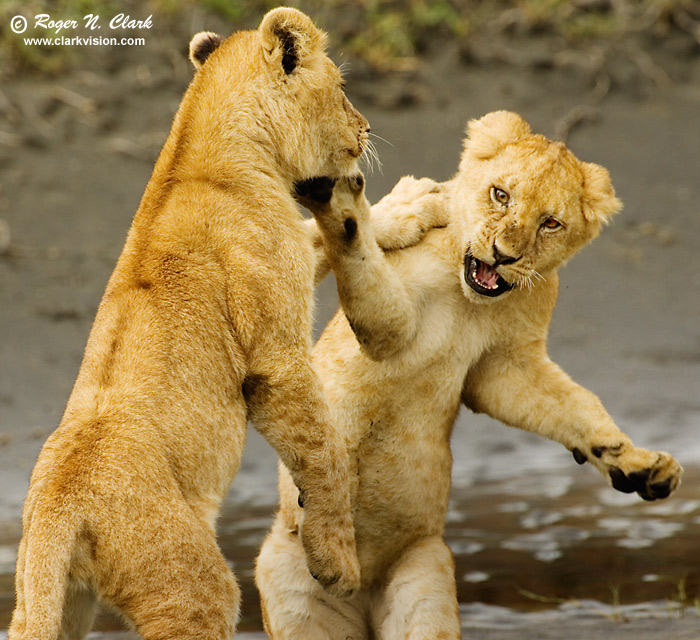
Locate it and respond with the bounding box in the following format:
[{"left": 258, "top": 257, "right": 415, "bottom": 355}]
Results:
[{"left": 0, "top": 0, "right": 699, "bottom": 636}]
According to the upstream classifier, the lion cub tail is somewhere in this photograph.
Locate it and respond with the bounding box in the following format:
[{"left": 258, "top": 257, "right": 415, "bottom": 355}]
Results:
[{"left": 10, "top": 505, "right": 82, "bottom": 640}]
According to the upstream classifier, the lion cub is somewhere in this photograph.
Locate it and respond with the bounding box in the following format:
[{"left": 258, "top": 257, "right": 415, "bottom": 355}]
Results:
[
  {"left": 256, "top": 111, "right": 683, "bottom": 639},
  {"left": 10, "top": 8, "right": 369, "bottom": 640}
]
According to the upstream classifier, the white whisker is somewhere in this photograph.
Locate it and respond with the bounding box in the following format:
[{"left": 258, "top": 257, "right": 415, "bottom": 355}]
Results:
[
  {"left": 518, "top": 274, "right": 533, "bottom": 291},
  {"left": 361, "top": 137, "right": 383, "bottom": 175},
  {"left": 369, "top": 131, "right": 394, "bottom": 148},
  {"left": 512, "top": 268, "right": 545, "bottom": 292}
]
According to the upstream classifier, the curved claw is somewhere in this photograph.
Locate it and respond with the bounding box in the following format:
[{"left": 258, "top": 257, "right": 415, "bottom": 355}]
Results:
[{"left": 572, "top": 448, "right": 588, "bottom": 465}]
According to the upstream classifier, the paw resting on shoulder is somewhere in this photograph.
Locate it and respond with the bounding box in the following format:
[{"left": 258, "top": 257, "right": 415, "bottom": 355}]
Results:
[
  {"left": 373, "top": 176, "right": 442, "bottom": 213},
  {"left": 371, "top": 176, "right": 449, "bottom": 250},
  {"left": 571, "top": 442, "right": 682, "bottom": 501}
]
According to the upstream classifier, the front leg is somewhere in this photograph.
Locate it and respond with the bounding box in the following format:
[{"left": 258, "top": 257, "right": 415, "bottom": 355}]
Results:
[
  {"left": 298, "top": 175, "right": 419, "bottom": 361},
  {"left": 244, "top": 356, "right": 360, "bottom": 598},
  {"left": 462, "top": 341, "right": 682, "bottom": 501}
]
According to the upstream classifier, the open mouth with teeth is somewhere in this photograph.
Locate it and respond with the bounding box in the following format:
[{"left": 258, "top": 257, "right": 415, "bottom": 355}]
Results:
[{"left": 464, "top": 253, "right": 515, "bottom": 298}]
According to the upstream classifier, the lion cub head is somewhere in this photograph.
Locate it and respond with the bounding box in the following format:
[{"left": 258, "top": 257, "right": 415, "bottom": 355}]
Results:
[
  {"left": 187, "top": 8, "right": 369, "bottom": 184},
  {"left": 447, "top": 111, "right": 621, "bottom": 303}
]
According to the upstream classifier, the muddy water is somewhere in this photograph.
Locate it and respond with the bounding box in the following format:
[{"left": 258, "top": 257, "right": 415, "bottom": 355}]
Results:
[
  {"left": 2, "top": 465, "right": 698, "bottom": 633},
  {"left": 448, "top": 470, "right": 700, "bottom": 612}
]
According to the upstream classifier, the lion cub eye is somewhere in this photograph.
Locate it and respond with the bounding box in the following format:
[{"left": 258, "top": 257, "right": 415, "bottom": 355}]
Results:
[
  {"left": 491, "top": 187, "right": 510, "bottom": 205},
  {"left": 541, "top": 217, "right": 562, "bottom": 231}
]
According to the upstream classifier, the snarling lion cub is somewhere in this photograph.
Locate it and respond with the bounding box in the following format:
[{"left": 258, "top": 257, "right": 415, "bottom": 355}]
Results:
[
  {"left": 256, "top": 111, "right": 683, "bottom": 639},
  {"left": 10, "top": 8, "right": 369, "bottom": 640}
]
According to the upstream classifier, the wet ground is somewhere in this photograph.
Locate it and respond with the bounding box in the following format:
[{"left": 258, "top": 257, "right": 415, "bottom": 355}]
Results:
[
  {"left": 1, "top": 10, "right": 700, "bottom": 638},
  {"left": 2, "top": 468, "right": 700, "bottom": 635}
]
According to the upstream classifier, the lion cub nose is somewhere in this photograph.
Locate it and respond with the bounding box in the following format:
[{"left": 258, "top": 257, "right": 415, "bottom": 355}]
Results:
[{"left": 492, "top": 244, "right": 520, "bottom": 267}]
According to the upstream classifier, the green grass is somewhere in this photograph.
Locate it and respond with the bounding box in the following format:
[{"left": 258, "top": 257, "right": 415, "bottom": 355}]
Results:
[{"left": 1, "top": 0, "right": 697, "bottom": 74}]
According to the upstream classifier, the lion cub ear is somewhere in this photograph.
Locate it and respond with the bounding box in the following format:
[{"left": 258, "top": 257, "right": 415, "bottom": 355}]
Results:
[
  {"left": 259, "top": 7, "right": 327, "bottom": 76},
  {"left": 581, "top": 162, "right": 623, "bottom": 224},
  {"left": 189, "top": 31, "right": 225, "bottom": 70},
  {"left": 464, "top": 110, "right": 532, "bottom": 160}
]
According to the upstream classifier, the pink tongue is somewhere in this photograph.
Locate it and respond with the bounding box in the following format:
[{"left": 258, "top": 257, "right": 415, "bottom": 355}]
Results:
[{"left": 476, "top": 262, "right": 500, "bottom": 289}]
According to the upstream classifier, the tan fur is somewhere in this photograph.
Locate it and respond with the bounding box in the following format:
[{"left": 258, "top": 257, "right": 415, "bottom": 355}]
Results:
[
  {"left": 256, "top": 111, "right": 683, "bottom": 639},
  {"left": 10, "top": 8, "right": 370, "bottom": 640}
]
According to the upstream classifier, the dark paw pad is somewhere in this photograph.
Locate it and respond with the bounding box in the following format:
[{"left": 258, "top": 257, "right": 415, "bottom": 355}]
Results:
[
  {"left": 609, "top": 467, "right": 649, "bottom": 494},
  {"left": 609, "top": 467, "right": 671, "bottom": 500},
  {"left": 609, "top": 467, "right": 636, "bottom": 493},
  {"left": 643, "top": 479, "right": 672, "bottom": 501},
  {"left": 343, "top": 217, "right": 357, "bottom": 243},
  {"left": 295, "top": 177, "right": 337, "bottom": 203},
  {"left": 572, "top": 448, "right": 588, "bottom": 465}
]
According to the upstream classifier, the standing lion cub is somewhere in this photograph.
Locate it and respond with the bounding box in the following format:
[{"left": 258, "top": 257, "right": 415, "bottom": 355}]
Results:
[
  {"left": 10, "top": 8, "right": 369, "bottom": 640},
  {"left": 256, "top": 111, "right": 683, "bottom": 639}
]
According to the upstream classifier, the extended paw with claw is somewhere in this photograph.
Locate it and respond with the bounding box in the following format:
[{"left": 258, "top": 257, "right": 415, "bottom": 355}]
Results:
[{"left": 571, "top": 442, "right": 682, "bottom": 501}]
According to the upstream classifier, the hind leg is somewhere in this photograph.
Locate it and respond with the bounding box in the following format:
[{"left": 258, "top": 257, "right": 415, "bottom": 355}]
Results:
[
  {"left": 256, "top": 521, "right": 368, "bottom": 640},
  {"left": 101, "top": 504, "right": 240, "bottom": 640},
  {"left": 371, "top": 536, "right": 460, "bottom": 640},
  {"left": 9, "top": 539, "right": 97, "bottom": 640}
]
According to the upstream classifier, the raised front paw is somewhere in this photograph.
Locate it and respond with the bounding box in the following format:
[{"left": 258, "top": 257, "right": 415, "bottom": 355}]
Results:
[
  {"left": 373, "top": 176, "right": 442, "bottom": 212},
  {"left": 300, "top": 507, "right": 360, "bottom": 598},
  {"left": 304, "top": 174, "right": 369, "bottom": 246},
  {"left": 572, "top": 444, "right": 683, "bottom": 501}
]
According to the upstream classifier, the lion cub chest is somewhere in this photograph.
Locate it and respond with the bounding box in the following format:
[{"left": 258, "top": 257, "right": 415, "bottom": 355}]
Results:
[{"left": 321, "top": 245, "right": 503, "bottom": 576}]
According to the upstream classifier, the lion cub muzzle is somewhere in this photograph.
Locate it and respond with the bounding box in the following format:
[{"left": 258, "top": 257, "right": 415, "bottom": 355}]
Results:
[{"left": 464, "top": 250, "right": 516, "bottom": 298}]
